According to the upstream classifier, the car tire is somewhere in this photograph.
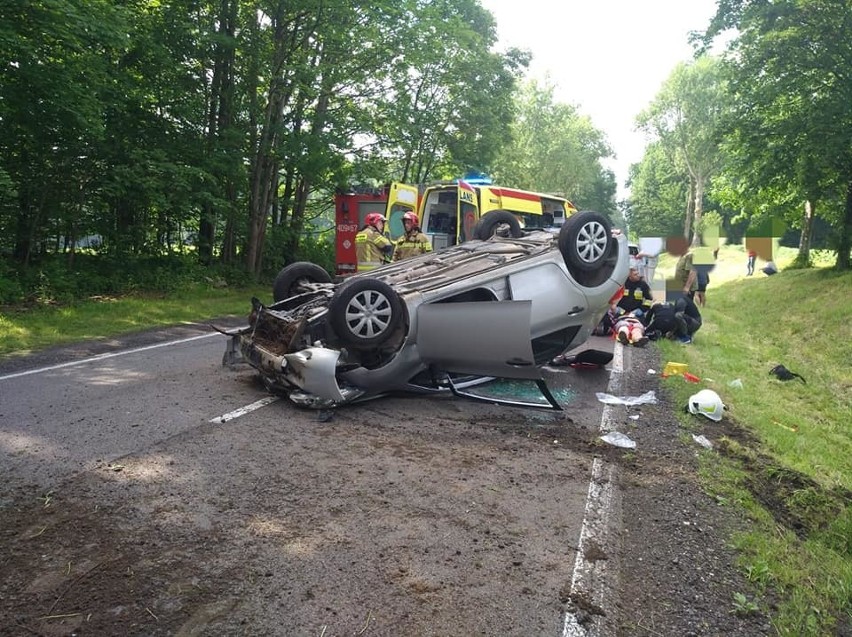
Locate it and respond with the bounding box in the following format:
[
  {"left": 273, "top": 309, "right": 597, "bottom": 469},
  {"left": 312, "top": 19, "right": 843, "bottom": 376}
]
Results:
[
  {"left": 472, "top": 210, "right": 523, "bottom": 240},
  {"left": 273, "top": 262, "right": 332, "bottom": 302},
  {"left": 558, "top": 211, "right": 613, "bottom": 272},
  {"left": 328, "top": 278, "right": 403, "bottom": 348}
]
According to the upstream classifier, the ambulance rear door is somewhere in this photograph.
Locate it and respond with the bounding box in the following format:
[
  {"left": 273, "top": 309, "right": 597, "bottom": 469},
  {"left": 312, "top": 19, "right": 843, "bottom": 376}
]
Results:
[
  {"left": 420, "top": 182, "right": 479, "bottom": 249},
  {"left": 383, "top": 182, "right": 419, "bottom": 241},
  {"left": 457, "top": 180, "right": 479, "bottom": 244}
]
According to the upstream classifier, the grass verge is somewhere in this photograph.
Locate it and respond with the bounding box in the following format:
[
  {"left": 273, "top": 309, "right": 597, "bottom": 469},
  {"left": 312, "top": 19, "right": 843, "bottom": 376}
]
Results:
[
  {"left": 0, "top": 283, "right": 268, "bottom": 359},
  {"left": 656, "top": 257, "right": 851, "bottom": 636}
]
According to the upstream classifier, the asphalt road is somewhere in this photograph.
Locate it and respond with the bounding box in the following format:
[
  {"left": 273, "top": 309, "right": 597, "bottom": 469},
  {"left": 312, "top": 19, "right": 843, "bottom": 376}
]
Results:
[
  {"left": 0, "top": 324, "right": 621, "bottom": 494},
  {"left": 0, "top": 324, "right": 631, "bottom": 635}
]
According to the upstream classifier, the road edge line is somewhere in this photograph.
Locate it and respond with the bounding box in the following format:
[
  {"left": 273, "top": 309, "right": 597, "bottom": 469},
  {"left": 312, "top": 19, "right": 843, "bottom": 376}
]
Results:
[{"left": 561, "top": 342, "right": 624, "bottom": 637}]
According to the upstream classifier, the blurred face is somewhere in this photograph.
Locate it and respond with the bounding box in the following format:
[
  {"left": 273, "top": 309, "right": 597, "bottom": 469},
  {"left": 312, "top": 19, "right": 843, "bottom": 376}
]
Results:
[
  {"left": 628, "top": 268, "right": 640, "bottom": 281},
  {"left": 376, "top": 219, "right": 385, "bottom": 231},
  {"left": 403, "top": 219, "right": 414, "bottom": 230}
]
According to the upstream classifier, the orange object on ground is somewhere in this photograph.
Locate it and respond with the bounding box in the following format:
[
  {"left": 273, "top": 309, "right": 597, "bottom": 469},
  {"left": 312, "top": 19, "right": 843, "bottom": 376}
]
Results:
[{"left": 683, "top": 372, "right": 701, "bottom": 383}]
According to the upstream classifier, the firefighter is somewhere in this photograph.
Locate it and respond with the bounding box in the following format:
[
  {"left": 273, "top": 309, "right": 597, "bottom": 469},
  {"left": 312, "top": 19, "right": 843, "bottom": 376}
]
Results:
[
  {"left": 617, "top": 267, "right": 654, "bottom": 315},
  {"left": 393, "top": 211, "right": 433, "bottom": 262},
  {"left": 355, "top": 213, "right": 394, "bottom": 271}
]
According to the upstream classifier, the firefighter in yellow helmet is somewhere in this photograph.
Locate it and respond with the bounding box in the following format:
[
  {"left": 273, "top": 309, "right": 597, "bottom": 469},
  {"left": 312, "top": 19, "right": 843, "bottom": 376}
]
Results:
[
  {"left": 393, "top": 211, "right": 433, "bottom": 262},
  {"left": 355, "top": 213, "right": 394, "bottom": 272}
]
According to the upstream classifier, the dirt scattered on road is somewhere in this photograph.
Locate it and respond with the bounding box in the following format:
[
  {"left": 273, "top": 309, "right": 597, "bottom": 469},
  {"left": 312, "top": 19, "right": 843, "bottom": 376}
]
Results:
[{"left": 3, "top": 327, "right": 832, "bottom": 636}]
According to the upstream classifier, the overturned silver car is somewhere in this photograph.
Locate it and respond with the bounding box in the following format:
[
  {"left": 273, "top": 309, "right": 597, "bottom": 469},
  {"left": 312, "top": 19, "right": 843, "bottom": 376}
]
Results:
[{"left": 223, "top": 211, "right": 628, "bottom": 409}]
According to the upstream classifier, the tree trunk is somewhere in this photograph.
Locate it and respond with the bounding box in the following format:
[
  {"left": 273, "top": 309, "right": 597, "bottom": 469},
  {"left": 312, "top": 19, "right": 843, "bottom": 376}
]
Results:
[
  {"left": 691, "top": 175, "right": 705, "bottom": 247},
  {"left": 245, "top": 9, "right": 306, "bottom": 274},
  {"left": 247, "top": 148, "right": 278, "bottom": 274},
  {"left": 836, "top": 179, "right": 852, "bottom": 270},
  {"left": 795, "top": 199, "right": 814, "bottom": 267},
  {"left": 684, "top": 181, "right": 695, "bottom": 241},
  {"left": 283, "top": 176, "right": 310, "bottom": 262},
  {"left": 199, "top": 0, "right": 238, "bottom": 266},
  {"left": 246, "top": 78, "right": 286, "bottom": 273},
  {"left": 279, "top": 167, "right": 296, "bottom": 227}
]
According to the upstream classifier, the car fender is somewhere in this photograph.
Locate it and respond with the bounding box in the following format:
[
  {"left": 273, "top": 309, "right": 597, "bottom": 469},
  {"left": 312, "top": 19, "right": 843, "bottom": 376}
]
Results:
[{"left": 282, "top": 347, "right": 345, "bottom": 402}]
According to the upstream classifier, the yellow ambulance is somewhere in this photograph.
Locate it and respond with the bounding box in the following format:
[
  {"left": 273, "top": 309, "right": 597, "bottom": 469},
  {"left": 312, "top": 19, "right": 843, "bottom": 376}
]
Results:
[{"left": 385, "top": 179, "right": 578, "bottom": 250}]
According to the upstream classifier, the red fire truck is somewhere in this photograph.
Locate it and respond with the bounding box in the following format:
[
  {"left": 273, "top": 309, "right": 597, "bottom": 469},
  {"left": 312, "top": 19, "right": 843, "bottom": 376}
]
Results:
[{"left": 333, "top": 183, "right": 417, "bottom": 276}]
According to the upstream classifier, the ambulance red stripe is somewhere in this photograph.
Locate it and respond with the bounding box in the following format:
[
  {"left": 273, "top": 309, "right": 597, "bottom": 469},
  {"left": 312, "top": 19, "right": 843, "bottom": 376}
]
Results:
[{"left": 489, "top": 188, "right": 540, "bottom": 202}]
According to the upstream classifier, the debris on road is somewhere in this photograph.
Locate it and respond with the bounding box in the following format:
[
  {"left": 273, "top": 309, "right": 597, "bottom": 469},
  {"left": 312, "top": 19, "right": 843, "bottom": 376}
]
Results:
[
  {"left": 595, "top": 390, "right": 657, "bottom": 406},
  {"left": 692, "top": 434, "right": 713, "bottom": 449},
  {"left": 600, "top": 432, "right": 636, "bottom": 448}
]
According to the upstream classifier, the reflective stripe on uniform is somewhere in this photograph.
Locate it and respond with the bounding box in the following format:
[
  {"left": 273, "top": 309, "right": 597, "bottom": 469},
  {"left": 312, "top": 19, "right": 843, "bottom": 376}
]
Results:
[
  {"left": 393, "top": 232, "right": 433, "bottom": 261},
  {"left": 356, "top": 227, "right": 393, "bottom": 270}
]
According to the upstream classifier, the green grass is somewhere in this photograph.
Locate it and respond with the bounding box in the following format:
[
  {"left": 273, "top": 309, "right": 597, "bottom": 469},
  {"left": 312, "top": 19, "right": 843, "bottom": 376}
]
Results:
[
  {"left": 657, "top": 246, "right": 852, "bottom": 635},
  {"left": 0, "top": 283, "right": 268, "bottom": 359}
]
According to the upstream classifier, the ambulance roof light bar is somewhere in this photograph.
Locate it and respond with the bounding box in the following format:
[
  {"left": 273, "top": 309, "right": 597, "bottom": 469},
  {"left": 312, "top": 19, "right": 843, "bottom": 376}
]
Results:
[{"left": 457, "top": 172, "right": 493, "bottom": 186}]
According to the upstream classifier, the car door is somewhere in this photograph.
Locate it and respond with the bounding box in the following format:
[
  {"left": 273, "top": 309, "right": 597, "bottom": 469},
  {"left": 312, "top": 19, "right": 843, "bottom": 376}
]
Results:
[{"left": 416, "top": 300, "right": 541, "bottom": 379}]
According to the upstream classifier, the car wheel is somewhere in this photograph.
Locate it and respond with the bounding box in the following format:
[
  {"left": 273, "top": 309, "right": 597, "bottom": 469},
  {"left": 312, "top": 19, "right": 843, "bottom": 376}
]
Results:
[
  {"left": 273, "top": 262, "right": 332, "bottom": 302},
  {"left": 328, "top": 278, "right": 403, "bottom": 348},
  {"left": 472, "top": 210, "right": 523, "bottom": 240},
  {"left": 558, "top": 211, "right": 613, "bottom": 272}
]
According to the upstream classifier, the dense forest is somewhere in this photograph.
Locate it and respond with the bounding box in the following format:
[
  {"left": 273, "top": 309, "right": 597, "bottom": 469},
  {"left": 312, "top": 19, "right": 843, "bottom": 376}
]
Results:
[{"left": 1, "top": 0, "right": 850, "bottom": 304}]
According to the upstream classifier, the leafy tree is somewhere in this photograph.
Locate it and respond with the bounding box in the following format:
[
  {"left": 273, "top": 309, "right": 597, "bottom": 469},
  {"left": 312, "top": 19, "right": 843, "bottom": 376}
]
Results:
[
  {"left": 636, "top": 56, "right": 728, "bottom": 245},
  {"left": 626, "top": 142, "right": 690, "bottom": 239},
  {"left": 239, "top": 0, "right": 526, "bottom": 273},
  {"left": 0, "top": 0, "right": 126, "bottom": 264},
  {"left": 0, "top": 0, "right": 550, "bottom": 288},
  {"left": 490, "top": 80, "right": 616, "bottom": 215},
  {"left": 361, "top": 0, "right": 526, "bottom": 185},
  {"left": 702, "top": 0, "right": 852, "bottom": 269}
]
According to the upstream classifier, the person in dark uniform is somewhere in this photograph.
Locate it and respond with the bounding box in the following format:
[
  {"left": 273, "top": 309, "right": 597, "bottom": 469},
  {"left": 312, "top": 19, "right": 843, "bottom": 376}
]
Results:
[
  {"left": 617, "top": 267, "right": 654, "bottom": 316},
  {"left": 673, "top": 295, "right": 702, "bottom": 344},
  {"left": 642, "top": 301, "right": 678, "bottom": 340}
]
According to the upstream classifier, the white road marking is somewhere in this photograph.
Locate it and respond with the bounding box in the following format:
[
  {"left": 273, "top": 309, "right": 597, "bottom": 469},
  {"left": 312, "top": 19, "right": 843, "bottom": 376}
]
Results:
[
  {"left": 209, "top": 396, "right": 280, "bottom": 423},
  {"left": 0, "top": 333, "right": 218, "bottom": 382},
  {"left": 562, "top": 342, "right": 624, "bottom": 637}
]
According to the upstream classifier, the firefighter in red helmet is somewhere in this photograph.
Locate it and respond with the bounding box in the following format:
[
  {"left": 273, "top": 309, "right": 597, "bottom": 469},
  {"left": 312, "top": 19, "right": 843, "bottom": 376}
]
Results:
[
  {"left": 393, "top": 211, "right": 433, "bottom": 262},
  {"left": 355, "top": 213, "right": 394, "bottom": 271}
]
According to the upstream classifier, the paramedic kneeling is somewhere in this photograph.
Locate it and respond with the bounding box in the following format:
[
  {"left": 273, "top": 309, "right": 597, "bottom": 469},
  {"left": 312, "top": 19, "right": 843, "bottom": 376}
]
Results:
[{"left": 673, "top": 295, "right": 702, "bottom": 344}]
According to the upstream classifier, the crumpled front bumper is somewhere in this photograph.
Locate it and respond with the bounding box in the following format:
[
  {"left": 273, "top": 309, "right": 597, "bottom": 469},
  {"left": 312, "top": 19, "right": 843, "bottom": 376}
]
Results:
[{"left": 225, "top": 331, "right": 356, "bottom": 405}]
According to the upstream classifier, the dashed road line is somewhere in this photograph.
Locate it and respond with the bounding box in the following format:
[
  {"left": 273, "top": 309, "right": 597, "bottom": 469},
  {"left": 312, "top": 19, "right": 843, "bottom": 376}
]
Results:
[{"left": 209, "top": 396, "right": 280, "bottom": 423}]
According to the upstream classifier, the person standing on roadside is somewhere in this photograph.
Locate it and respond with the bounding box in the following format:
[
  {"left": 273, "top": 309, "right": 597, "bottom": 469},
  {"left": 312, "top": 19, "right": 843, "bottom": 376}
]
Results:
[
  {"left": 393, "top": 211, "right": 433, "bottom": 262},
  {"left": 674, "top": 248, "right": 698, "bottom": 301},
  {"left": 355, "top": 213, "right": 394, "bottom": 272},
  {"left": 746, "top": 248, "right": 757, "bottom": 276},
  {"left": 694, "top": 247, "right": 719, "bottom": 307},
  {"left": 637, "top": 250, "right": 659, "bottom": 283}
]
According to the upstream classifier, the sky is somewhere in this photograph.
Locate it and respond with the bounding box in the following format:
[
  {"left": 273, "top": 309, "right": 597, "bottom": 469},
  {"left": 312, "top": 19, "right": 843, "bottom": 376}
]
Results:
[{"left": 478, "top": 0, "right": 721, "bottom": 199}]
